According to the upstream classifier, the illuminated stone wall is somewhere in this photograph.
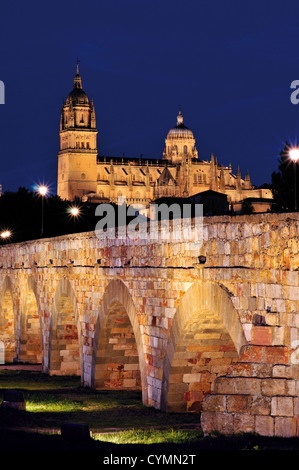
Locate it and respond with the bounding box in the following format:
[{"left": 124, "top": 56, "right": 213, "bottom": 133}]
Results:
[{"left": 0, "top": 212, "right": 298, "bottom": 437}]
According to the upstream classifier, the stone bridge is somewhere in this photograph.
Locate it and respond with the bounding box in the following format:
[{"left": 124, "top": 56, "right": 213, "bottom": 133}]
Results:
[{"left": 0, "top": 212, "right": 298, "bottom": 438}]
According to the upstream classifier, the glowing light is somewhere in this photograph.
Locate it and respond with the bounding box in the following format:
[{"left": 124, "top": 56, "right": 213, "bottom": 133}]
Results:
[
  {"left": 289, "top": 148, "right": 299, "bottom": 162},
  {"left": 1, "top": 230, "right": 11, "bottom": 239},
  {"left": 38, "top": 185, "right": 48, "bottom": 196},
  {"left": 70, "top": 207, "right": 80, "bottom": 217}
]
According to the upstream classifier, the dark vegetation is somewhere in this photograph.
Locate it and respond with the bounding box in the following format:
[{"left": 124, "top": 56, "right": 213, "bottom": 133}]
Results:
[
  {"left": 271, "top": 142, "right": 299, "bottom": 211},
  {"left": 0, "top": 370, "right": 299, "bottom": 455}
]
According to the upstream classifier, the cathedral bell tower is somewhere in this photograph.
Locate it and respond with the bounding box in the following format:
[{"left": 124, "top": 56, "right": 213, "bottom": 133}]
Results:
[{"left": 57, "top": 63, "right": 98, "bottom": 200}]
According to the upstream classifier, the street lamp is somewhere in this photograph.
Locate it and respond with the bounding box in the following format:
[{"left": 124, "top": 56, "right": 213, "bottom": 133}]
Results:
[
  {"left": 0, "top": 230, "right": 11, "bottom": 240},
  {"left": 70, "top": 206, "right": 80, "bottom": 217},
  {"left": 289, "top": 147, "right": 299, "bottom": 211},
  {"left": 37, "top": 185, "right": 48, "bottom": 236}
]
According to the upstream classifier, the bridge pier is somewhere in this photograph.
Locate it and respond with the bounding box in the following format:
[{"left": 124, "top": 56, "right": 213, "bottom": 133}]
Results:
[{"left": 201, "top": 342, "right": 296, "bottom": 437}]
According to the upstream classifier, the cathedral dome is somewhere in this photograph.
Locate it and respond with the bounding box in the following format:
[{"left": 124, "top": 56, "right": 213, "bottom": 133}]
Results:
[
  {"left": 66, "top": 87, "right": 90, "bottom": 106},
  {"left": 167, "top": 110, "right": 194, "bottom": 139}
]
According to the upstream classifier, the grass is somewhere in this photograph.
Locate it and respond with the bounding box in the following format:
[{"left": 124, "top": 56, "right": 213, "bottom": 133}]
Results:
[
  {"left": 2, "top": 369, "right": 299, "bottom": 452},
  {"left": 94, "top": 428, "right": 204, "bottom": 445},
  {"left": 0, "top": 370, "right": 200, "bottom": 433}
]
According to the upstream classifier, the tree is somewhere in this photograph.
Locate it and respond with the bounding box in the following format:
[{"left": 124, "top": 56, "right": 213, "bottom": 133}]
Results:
[
  {"left": 0, "top": 188, "right": 98, "bottom": 243},
  {"left": 0, "top": 187, "right": 134, "bottom": 244},
  {"left": 271, "top": 142, "right": 299, "bottom": 211}
]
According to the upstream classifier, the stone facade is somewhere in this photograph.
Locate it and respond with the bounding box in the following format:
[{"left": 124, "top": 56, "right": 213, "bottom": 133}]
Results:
[
  {"left": 57, "top": 66, "right": 273, "bottom": 212},
  {"left": 0, "top": 211, "right": 298, "bottom": 437}
]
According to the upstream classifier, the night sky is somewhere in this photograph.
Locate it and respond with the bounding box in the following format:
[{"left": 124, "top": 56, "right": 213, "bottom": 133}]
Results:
[{"left": 1, "top": 0, "right": 299, "bottom": 195}]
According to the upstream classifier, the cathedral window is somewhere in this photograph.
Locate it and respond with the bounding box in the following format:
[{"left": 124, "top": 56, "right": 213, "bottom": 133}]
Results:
[
  {"left": 76, "top": 142, "right": 80, "bottom": 149},
  {"left": 81, "top": 142, "right": 84, "bottom": 149},
  {"left": 86, "top": 142, "right": 90, "bottom": 149},
  {"left": 184, "top": 145, "right": 188, "bottom": 155}
]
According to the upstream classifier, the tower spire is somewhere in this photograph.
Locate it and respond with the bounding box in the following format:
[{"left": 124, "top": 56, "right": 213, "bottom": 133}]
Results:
[{"left": 73, "top": 58, "right": 82, "bottom": 89}]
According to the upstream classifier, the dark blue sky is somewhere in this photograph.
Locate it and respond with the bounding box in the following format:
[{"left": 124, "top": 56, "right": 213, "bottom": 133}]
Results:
[{"left": 1, "top": 0, "right": 299, "bottom": 194}]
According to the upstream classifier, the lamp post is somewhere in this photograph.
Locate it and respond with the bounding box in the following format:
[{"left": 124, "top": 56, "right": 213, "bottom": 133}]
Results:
[
  {"left": 289, "top": 148, "right": 299, "bottom": 211},
  {"left": 38, "top": 185, "right": 48, "bottom": 236},
  {"left": 69, "top": 206, "right": 80, "bottom": 232}
]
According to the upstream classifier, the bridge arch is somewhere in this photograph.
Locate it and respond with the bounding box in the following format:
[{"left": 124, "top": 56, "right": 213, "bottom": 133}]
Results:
[
  {"left": 92, "top": 279, "right": 147, "bottom": 405},
  {"left": 0, "top": 276, "right": 16, "bottom": 362},
  {"left": 19, "top": 277, "right": 42, "bottom": 364},
  {"left": 49, "top": 278, "right": 82, "bottom": 376},
  {"left": 161, "top": 280, "right": 247, "bottom": 412}
]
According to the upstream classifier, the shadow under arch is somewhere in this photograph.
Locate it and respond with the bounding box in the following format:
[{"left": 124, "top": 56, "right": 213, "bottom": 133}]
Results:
[
  {"left": 92, "top": 279, "right": 147, "bottom": 405},
  {"left": 49, "top": 278, "right": 82, "bottom": 377},
  {"left": 0, "top": 276, "right": 16, "bottom": 362},
  {"left": 19, "top": 276, "right": 43, "bottom": 364},
  {"left": 161, "top": 280, "right": 247, "bottom": 412}
]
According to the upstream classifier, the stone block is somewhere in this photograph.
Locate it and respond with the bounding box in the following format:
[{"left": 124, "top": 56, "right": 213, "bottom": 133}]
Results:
[
  {"left": 233, "top": 414, "right": 255, "bottom": 434},
  {"left": 201, "top": 411, "right": 234, "bottom": 435},
  {"left": 123, "top": 378, "right": 136, "bottom": 388},
  {"left": 251, "top": 395, "right": 271, "bottom": 415},
  {"left": 239, "top": 345, "right": 263, "bottom": 363},
  {"left": 252, "top": 363, "right": 272, "bottom": 378},
  {"left": 234, "top": 377, "right": 261, "bottom": 395},
  {"left": 263, "top": 346, "right": 289, "bottom": 364},
  {"left": 227, "top": 395, "right": 251, "bottom": 413},
  {"left": 271, "top": 397, "right": 294, "bottom": 417},
  {"left": 226, "top": 362, "right": 251, "bottom": 377},
  {"left": 274, "top": 417, "right": 297, "bottom": 438},
  {"left": 201, "top": 394, "right": 226, "bottom": 412},
  {"left": 272, "top": 365, "right": 290, "bottom": 378},
  {"left": 255, "top": 415, "right": 274, "bottom": 436},
  {"left": 182, "top": 373, "right": 201, "bottom": 383},
  {"left": 250, "top": 326, "right": 272, "bottom": 346},
  {"left": 214, "top": 377, "right": 234, "bottom": 394}
]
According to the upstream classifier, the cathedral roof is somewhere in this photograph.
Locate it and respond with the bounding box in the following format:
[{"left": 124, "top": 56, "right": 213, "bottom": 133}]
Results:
[
  {"left": 167, "top": 110, "right": 194, "bottom": 139},
  {"left": 156, "top": 167, "right": 177, "bottom": 186},
  {"left": 66, "top": 88, "right": 90, "bottom": 105}
]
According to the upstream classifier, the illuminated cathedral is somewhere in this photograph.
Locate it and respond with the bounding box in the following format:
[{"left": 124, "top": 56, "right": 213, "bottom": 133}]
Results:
[{"left": 57, "top": 65, "right": 273, "bottom": 212}]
